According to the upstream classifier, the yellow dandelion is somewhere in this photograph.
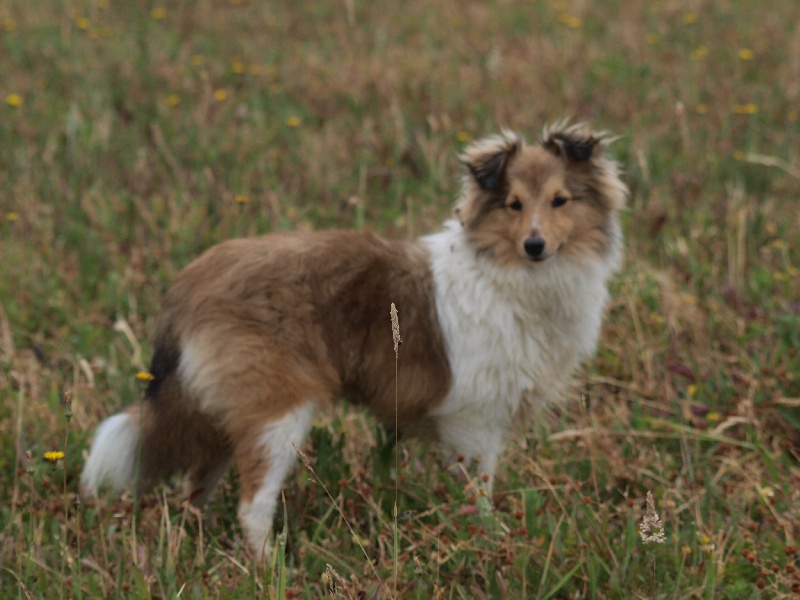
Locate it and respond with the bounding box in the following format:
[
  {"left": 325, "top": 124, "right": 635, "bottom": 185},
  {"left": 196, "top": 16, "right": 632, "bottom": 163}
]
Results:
[
  {"left": 231, "top": 61, "right": 245, "bottom": 74},
  {"left": 285, "top": 116, "right": 301, "bottom": 128},
  {"left": 690, "top": 45, "right": 708, "bottom": 61},
  {"left": 737, "top": 48, "right": 754, "bottom": 61},
  {"left": 6, "top": 93, "right": 23, "bottom": 107},
  {"left": 136, "top": 371, "right": 155, "bottom": 381},
  {"left": 151, "top": 7, "right": 167, "bottom": 20},
  {"left": 44, "top": 451, "right": 65, "bottom": 462},
  {"left": 698, "top": 533, "right": 715, "bottom": 553},
  {"left": 2, "top": 17, "right": 18, "bottom": 32},
  {"left": 557, "top": 12, "right": 582, "bottom": 29},
  {"left": 214, "top": 88, "right": 229, "bottom": 102},
  {"left": 684, "top": 12, "right": 698, "bottom": 25},
  {"left": 695, "top": 103, "right": 708, "bottom": 114},
  {"left": 6, "top": 212, "right": 19, "bottom": 221},
  {"left": 75, "top": 16, "right": 90, "bottom": 30},
  {"left": 645, "top": 32, "right": 660, "bottom": 46},
  {"left": 166, "top": 94, "right": 181, "bottom": 107},
  {"left": 733, "top": 150, "right": 745, "bottom": 161},
  {"left": 773, "top": 271, "right": 789, "bottom": 282},
  {"left": 235, "top": 195, "right": 249, "bottom": 204},
  {"left": 732, "top": 103, "right": 758, "bottom": 115},
  {"left": 687, "top": 384, "right": 697, "bottom": 397},
  {"left": 456, "top": 131, "right": 471, "bottom": 142},
  {"left": 706, "top": 411, "right": 721, "bottom": 423}
]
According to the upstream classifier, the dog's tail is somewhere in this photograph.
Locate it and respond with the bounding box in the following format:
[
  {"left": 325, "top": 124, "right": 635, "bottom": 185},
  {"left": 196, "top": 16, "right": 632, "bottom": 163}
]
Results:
[{"left": 81, "top": 328, "right": 228, "bottom": 498}]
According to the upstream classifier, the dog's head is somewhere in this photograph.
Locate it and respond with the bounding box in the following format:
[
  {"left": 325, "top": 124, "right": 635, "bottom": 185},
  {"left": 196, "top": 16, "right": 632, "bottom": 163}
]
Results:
[{"left": 455, "top": 123, "right": 627, "bottom": 267}]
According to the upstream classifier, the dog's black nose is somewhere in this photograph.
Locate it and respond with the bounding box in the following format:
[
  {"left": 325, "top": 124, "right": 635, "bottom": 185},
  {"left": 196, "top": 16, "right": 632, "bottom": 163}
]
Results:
[{"left": 524, "top": 237, "right": 546, "bottom": 259}]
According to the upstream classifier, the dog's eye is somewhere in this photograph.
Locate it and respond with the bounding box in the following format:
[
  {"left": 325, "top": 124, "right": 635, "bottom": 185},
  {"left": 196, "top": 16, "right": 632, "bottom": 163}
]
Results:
[
  {"left": 551, "top": 196, "right": 568, "bottom": 208},
  {"left": 508, "top": 199, "right": 523, "bottom": 211}
]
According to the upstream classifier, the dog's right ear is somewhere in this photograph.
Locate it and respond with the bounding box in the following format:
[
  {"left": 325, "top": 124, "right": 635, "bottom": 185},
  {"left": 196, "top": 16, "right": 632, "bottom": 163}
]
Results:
[{"left": 461, "top": 132, "right": 521, "bottom": 192}]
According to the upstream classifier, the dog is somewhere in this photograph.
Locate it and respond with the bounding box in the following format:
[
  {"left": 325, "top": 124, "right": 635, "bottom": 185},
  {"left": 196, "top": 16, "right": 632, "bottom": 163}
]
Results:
[{"left": 81, "top": 122, "right": 627, "bottom": 560}]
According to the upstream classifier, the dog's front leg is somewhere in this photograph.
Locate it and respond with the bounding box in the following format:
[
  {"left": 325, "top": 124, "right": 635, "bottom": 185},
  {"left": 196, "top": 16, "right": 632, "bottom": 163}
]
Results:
[{"left": 434, "top": 411, "right": 507, "bottom": 492}]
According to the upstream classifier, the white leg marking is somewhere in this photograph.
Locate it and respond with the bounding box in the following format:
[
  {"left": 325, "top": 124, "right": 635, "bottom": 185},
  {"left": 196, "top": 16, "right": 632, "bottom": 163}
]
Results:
[
  {"left": 238, "top": 402, "right": 317, "bottom": 559},
  {"left": 435, "top": 412, "right": 507, "bottom": 492}
]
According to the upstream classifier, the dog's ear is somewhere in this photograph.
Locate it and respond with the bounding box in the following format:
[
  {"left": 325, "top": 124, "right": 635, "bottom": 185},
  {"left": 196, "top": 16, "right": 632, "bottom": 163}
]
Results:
[
  {"left": 462, "top": 132, "right": 521, "bottom": 192},
  {"left": 542, "top": 123, "right": 600, "bottom": 163}
]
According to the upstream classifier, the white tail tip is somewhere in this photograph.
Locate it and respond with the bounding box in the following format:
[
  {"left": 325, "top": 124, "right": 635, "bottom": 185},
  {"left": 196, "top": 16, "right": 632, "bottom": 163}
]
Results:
[{"left": 80, "top": 413, "right": 139, "bottom": 494}]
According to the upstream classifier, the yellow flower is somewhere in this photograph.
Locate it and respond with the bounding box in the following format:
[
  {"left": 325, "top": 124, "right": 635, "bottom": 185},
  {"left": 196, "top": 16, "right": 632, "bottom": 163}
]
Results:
[
  {"left": 732, "top": 103, "right": 758, "bottom": 115},
  {"left": 247, "top": 64, "right": 261, "bottom": 76},
  {"left": 698, "top": 533, "right": 715, "bottom": 553},
  {"left": 733, "top": 150, "right": 745, "bottom": 161},
  {"left": 557, "top": 12, "right": 582, "bottom": 28},
  {"left": 285, "top": 116, "right": 301, "bottom": 128},
  {"left": 6, "top": 212, "right": 19, "bottom": 221},
  {"left": 75, "top": 16, "right": 90, "bottom": 30},
  {"left": 2, "top": 17, "right": 18, "bottom": 32},
  {"left": 684, "top": 12, "right": 698, "bottom": 25},
  {"left": 231, "top": 61, "right": 245, "bottom": 74},
  {"left": 456, "top": 131, "right": 471, "bottom": 142},
  {"left": 191, "top": 55, "right": 204, "bottom": 66},
  {"left": 695, "top": 103, "right": 708, "bottom": 114},
  {"left": 136, "top": 371, "right": 155, "bottom": 381},
  {"left": 151, "top": 7, "right": 167, "bottom": 20},
  {"left": 737, "top": 48, "right": 754, "bottom": 61},
  {"left": 214, "top": 88, "right": 229, "bottom": 102},
  {"left": 645, "top": 32, "right": 660, "bottom": 46},
  {"left": 706, "top": 411, "right": 721, "bottom": 423},
  {"left": 690, "top": 45, "right": 708, "bottom": 61},
  {"left": 6, "top": 93, "right": 23, "bottom": 107},
  {"left": 687, "top": 384, "right": 697, "bottom": 397},
  {"left": 44, "top": 451, "right": 65, "bottom": 462},
  {"left": 235, "top": 195, "right": 249, "bottom": 204},
  {"left": 773, "top": 271, "right": 789, "bottom": 282},
  {"left": 166, "top": 94, "right": 181, "bottom": 107}
]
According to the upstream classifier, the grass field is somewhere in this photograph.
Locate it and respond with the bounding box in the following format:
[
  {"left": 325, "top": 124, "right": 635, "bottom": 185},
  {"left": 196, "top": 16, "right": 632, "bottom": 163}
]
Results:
[{"left": 1, "top": 0, "right": 799, "bottom": 597}]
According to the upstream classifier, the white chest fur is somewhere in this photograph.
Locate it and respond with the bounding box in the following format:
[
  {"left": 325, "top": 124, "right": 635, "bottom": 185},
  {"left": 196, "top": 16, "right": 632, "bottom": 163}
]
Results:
[{"left": 423, "top": 221, "right": 620, "bottom": 426}]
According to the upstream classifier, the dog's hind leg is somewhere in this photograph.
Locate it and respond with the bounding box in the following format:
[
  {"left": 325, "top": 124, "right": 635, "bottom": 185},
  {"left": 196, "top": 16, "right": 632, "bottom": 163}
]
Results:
[
  {"left": 184, "top": 449, "right": 232, "bottom": 507},
  {"left": 231, "top": 401, "right": 318, "bottom": 561}
]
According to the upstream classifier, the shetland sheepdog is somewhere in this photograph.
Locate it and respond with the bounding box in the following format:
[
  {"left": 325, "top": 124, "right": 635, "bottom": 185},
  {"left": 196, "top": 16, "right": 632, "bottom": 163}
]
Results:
[{"left": 81, "top": 122, "right": 627, "bottom": 559}]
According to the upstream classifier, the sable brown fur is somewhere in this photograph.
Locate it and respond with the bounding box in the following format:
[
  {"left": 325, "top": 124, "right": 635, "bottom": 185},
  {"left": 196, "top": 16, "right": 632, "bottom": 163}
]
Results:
[
  {"left": 136, "top": 230, "right": 451, "bottom": 504},
  {"left": 456, "top": 124, "right": 624, "bottom": 267}
]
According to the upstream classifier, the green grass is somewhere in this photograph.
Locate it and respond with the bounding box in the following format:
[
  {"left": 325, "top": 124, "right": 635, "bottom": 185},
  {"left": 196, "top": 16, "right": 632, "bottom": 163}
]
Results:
[{"left": 1, "top": 0, "right": 799, "bottom": 597}]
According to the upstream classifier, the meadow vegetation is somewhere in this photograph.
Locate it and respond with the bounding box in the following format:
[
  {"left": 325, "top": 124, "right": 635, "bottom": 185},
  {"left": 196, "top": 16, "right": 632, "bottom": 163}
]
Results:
[{"left": 1, "top": 0, "right": 799, "bottom": 597}]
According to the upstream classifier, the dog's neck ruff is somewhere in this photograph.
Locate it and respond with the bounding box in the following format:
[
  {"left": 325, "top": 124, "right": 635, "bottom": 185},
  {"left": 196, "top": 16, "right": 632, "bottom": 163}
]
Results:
[{"left": 423, "top": 219, "right": 621, "bottom": 423}]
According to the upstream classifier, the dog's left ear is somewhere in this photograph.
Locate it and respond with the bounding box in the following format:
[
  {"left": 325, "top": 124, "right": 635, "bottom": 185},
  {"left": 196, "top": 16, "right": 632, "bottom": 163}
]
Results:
[
  {"left": 462, "top": 132, "right": 521, "bottom": 192},
  {"left": 542, "top": 125, "right": 600, "bottom": 163}
]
